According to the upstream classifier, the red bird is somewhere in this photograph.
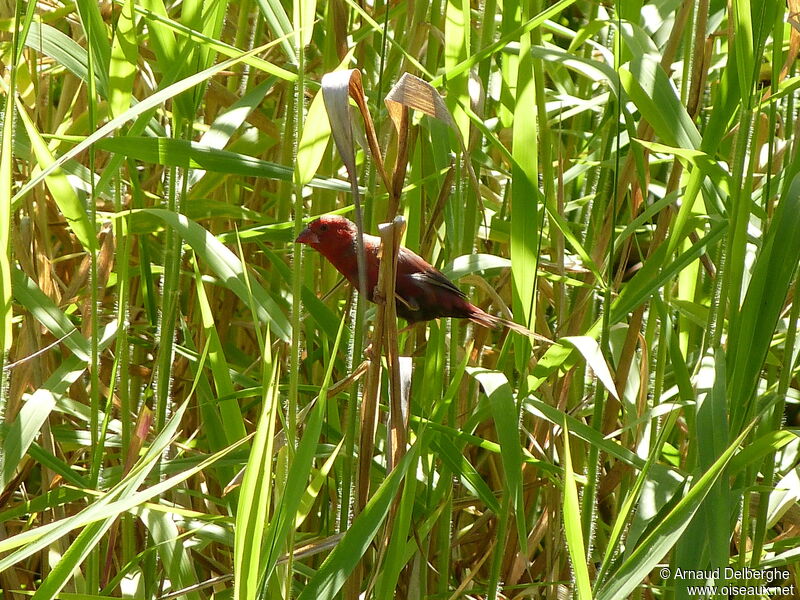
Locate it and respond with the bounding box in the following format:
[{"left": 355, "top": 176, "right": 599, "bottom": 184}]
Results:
[{"left": 296, "top": 215, "right": 539, "bottom": 337}]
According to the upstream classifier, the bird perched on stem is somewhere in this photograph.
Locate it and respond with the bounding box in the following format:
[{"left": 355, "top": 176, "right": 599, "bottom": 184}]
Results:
[{"left": 296, "top": 215, "right": 545, "bottom": 339}]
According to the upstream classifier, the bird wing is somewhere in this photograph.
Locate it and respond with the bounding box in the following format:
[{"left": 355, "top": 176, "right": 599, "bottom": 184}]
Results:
[
  {"left": 407, "top": 270, "right": 466, "bottom": 298},
  {"left": 397, "top": 247, "right": 466, "bottom": 298}
]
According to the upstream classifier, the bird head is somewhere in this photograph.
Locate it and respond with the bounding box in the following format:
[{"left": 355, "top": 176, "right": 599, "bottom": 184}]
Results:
[{"left": 295, "top": 215, "right": 358, "bottom": 254}]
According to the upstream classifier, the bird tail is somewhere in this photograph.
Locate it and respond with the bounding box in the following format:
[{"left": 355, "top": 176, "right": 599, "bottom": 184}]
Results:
[{"left": 467, "top": 307, "right": 552, "bottom": 344}]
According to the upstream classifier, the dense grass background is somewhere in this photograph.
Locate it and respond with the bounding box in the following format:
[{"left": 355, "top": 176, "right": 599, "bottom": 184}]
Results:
[{"left": 2, "top": 0, "right": 800, "bottom": 598}]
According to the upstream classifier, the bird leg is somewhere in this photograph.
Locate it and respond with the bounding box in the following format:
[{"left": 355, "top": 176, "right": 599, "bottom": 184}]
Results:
[
  {"left": 363, "top": 341, "right": 377, "bottom": 362},
  {"left": 395, "top": 293, "right": 418, "bottom": 312}
]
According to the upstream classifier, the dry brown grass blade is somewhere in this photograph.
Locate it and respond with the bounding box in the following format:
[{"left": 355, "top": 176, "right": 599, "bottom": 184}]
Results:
[
  {"left": 356, "top": 359, "right": 379, "bottom": 515},
  {"left": 377, "top": 216, "right": 407, "bottom": 470},
  {"left": 388, "top": 104, "right": 409, "bottom": 220},
  {"left": 278, "top": 533, "right": 346, "bottom": 564},
  {"left": 322, "top": 68, "right": 390, "bottom": 312},
  {"left": 354, "top": 219, "right": 407, "bottom": 513},
  {"left": 385, "top": 73, "right": 480, "bottom": 198},
  {"left": 81, "top": 223, "right": 115, "bottom": 337},
  {"left": 322, "top": 69, "right": 378, "bottom": 522},
  {"left": 349, "top": 217, "right": 407, "bottom": 600},
  {"left": 321, "top": 69, "right": 390, "bottom": 194},
  {"left": 781, "top": 3, "right": 800, "bottom": 82},
  {"left": 372, "top": 219, "right": 410, "bottom": 600},
  {"left": 687, "top": 0, "right": 710, "bottom": 119}
]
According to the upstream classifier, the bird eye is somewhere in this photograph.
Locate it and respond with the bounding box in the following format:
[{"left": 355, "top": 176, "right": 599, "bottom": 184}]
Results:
[{"left": 320, "top": 224, "right": 328, "bottom": 232}]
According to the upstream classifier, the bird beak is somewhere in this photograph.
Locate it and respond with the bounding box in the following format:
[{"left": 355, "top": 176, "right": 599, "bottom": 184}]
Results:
[{"left": 295, "top": 227, "right": 318, "bottom": 245}]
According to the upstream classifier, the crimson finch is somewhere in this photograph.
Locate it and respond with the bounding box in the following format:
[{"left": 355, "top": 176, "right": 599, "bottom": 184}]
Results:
[{"left": 296, "top": 215, "right": 539, "bottom": 337}]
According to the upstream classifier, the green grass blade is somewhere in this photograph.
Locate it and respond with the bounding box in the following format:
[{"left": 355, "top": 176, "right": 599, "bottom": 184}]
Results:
[
  {"left": 235, "top": 359, "right": 279, "bottom": 600},
  {"left": 0, "top": 356, "right": 85, "bottom": 490},
  {"left": 131, "top": 208, "right": 291, "bottom": 341},
  {"left": 729, "top": 173, "right": 800, "bottom": 431},
  {"left": 296, "top": 445, "right": 418, "bottom": 600},
  {"left": 596, "top": 422, "right": 757, "bottom": 600},
  {"left": 562, "top": 422, "right": 592, "bottom": 599},
  {"left": 108, "top": 0, "right": 138, "bottom": 118}
]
